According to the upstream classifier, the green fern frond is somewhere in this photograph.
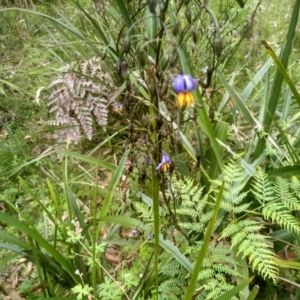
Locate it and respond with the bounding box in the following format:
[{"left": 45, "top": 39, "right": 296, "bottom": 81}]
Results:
[
  {"left": 178, "top": 222, "right": 202, "bottom": 231},
  {"left": 198, "top": 268, "right": 215, "bottom": 280},
  {"left": 275, "top": 177, "right": 300, "bottom": 211},
  {"left": 290, "top": 176, "right": 300, "bottom": 198},
  {"left": 201, "top": 211, "right": 214, "bottom": 223},
  {"left": 252, "top": 169, "right": 300, "bottom": 233},
  {"left": 192, "top": 243, "right": 240, "bottom": 278},
  {"left": 199, "top": 277, "right": 238, "bottom": 300},
  {"left": 262, "top": 203, "right": 300, "bottom": 233},
  {"left": 172, "top": 177, "right": 204, "bottom": 203},
  {"left": 134, "top": 202, "right": 153, "bottom": 221},
  {"left": 251, "top": 167, "right": 274, "bottom": 205},
  {"left": 223, "top": 159, "right": 245, "bottom": 185},
  {"left": 220, "top": 201, "right": 252, "bottom": 214},
  {"left": 176, "top": 207, "right": 198, "bottom": 218},
  {"left": 160, "top": 259, "right": 184, "bottom": 278},
  {"left": 158, "top": 278, "right": 183, "bottom": 299},
  {"left": 223, "top": 191, "right": 248, "bottom": 205},
  {"left": 221, "top": 158, "right": 250, "bottom": 217},
  {"left": 171, "top": 177, "right": 210, "bottom": 234},
  {"left": 220, "top": 219, "right": 278, "bottom": 282}
]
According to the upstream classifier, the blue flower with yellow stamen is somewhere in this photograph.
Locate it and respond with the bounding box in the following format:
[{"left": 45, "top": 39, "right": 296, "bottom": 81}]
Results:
[
  {"left": 173, "top": 74, "right": 197, "bottom": 109},
  {"left": 156, "top": 153, "right": 172, "bottom": 172}
]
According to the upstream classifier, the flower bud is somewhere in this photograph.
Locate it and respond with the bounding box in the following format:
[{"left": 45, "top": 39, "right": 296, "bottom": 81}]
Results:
[
  {"left": 116, "top": 59, "right": 128, "bottom": 76},
  {"left": 185, "top": 8, "right": 192, "bottom": 23},
  {"left": 148, "top": 0, "right": 157, "bottom": 14},
  {"left": 214, "top": 34, "right": 222, "bottom": 57},
  {"left": 176, "top": 136, "right": 183, "bottom": 151},
  {"left": 191, "top": 27, "right": 197, "bottom": 44},
  {"left": 122, "top": 35, "right": 131, "bottom": 54}
]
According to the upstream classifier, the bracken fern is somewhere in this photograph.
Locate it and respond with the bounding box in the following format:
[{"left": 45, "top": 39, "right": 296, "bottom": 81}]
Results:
[
  {"left": 252, "top": 167, "right": 300, "bottom": 233},
  {"left": 47, "top": 57, "right": 114, "bottom": 143}
]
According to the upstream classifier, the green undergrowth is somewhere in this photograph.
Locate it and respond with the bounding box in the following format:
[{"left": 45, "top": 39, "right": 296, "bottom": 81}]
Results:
[{"left": 1, "top": 0, "right": 300, "bottom": 299}]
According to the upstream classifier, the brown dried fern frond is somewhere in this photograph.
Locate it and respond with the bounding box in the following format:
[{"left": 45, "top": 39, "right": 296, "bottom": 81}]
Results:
[{"left": 47, "top": 57, "right": 114, "bottom": 144}]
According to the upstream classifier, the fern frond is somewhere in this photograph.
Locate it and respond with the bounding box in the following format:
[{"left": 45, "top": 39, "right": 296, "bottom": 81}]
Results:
[
  {"left": 175, "top": 207, "right": 198, "bottom": 218},
  {"left": 220, "top": 158, "right": 250, "bottom": 217},
  {"left": 178, "top": 222, "right": 202, "bottom": 231},
  {"left": 220, "top": 219, "right": 278, "bottom": 282},
  {"left": 158, "top": 278, "right": 182, "bottom": 300},
  {"left": 274, "top": 177, "right": 300, "bottom": 211},
  {"left": 47, "top": 57, "right": 114, "bottom": 142},
  {"left": 200, "top": 277, "right": 238, "bottom": 300},
  {"left": 251, "top": 167, "right": 274, "bottom": 205},
  {"left": 134, "top": 202, "right": 153, "bottom": 222},
  {"left": 220, "top": 201, "right": 251, "bottom": 214},
  {"left": 252, "top": 169, "right": 300, "bottom": 233},
  {"left": 262, "top": 203, "right": 300, "bottom": 233},
  {"left": 290, "top": 176, "right": 300, "bottom": 199}
]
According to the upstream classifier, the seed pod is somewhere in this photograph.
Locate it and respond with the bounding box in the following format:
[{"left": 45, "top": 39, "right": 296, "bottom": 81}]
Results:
[
  {"left": 176, "top": 136, "right": 183, "bottom": 151},
  {"left": 206, "top": 66, "right": 214, "bottom": 88},
  {"left": 148, "top": 0, "right": 157, "bottom": 14},
  {"left": 196, "top": 151, "right": 201, "bottom": 167},
  {"left": 126, "top": 78, "right": 131, "bottom": 91},
  {"left": 122, "top": 35, "right": 131, "bottom": 54},
  {"left": 185, "top": 8, "right": 192, "bottom": 23},
  {"left": 172, "top": 21, "right": 180, "bottom": 36},
  {"left": 128, "top": 122, "right": 134, "bottom": 135},
  {"left": 124, "top": 92, "right": 131, "bottom": 110},
  {"left": 214, "top": 33, "right": 222, "bottom": 57},
  {"left": 116, "top": 59, "right": 128, "bottom": 76},
  {"left": 116, "top": 59, "right": 121, "bottom": 75},
  {"left": 156, "top": 114, "right": 163, "bottom": 130},
  {"left": 160, "top": 79, "right": 168, "bottom": 96},
  {"left": 137, "top": 47, "right": 147, "bottom": 67},
  {"left": 149, "top": 80, "right": 156, "bottom": 98},
  {"left": 191, "top": 27, "right": 197, "bottom": 44},
  {"left": 209, "top": 106, "right": 215, "bottom": 121},
  {"left": 178, "top": 195, "right": 182, "bottom": 205}
]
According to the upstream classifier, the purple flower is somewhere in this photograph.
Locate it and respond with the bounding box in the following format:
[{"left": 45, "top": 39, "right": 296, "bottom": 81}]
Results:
[
  {"left": 156, "top": 153, "right": 172, "bottom": 172},
  {"left": 173, "top": 74, "right": 197, "bottom": 93},
  {"left": 172, "top": 74, "right": 197, "bottom": 109}
]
